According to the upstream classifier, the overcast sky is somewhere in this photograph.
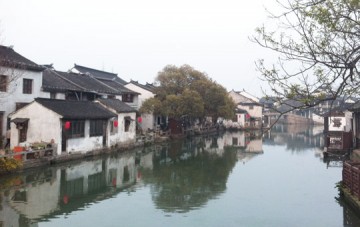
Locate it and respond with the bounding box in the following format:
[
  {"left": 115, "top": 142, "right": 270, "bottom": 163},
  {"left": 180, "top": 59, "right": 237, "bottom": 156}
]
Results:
[{"left": 0, "top": 0, "right": 277, "bottom": 97}]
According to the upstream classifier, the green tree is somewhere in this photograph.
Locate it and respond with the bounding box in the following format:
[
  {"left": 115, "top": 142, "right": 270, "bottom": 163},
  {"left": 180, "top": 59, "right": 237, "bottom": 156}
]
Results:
[
  {"left": 253, "top": 0, "right": 359, "bottom": 111},
  {"left": 140, "top": 65, "right": 235, "bottom": 123}
]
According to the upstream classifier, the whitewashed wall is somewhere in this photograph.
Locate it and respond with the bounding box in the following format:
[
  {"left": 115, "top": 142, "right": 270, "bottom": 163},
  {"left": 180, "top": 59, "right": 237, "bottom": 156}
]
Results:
[
  {"left": 10, "top": 102, "right": 62, "bottom": 154},
  {"left": 67, "top": 120, "right": 106, "bottom": 153},
  {"left": 125, "top": 83, "right": 154, "bottom": 109},
  {"left": 108, "top": 112, "right": 137, "bottom": 146},
  {"left": 239, "top": 104, "right": 263, "bottom": 119},
  {"left": 0, "top": 67, "right": 43, "bottom": 136},
  {"left": 328, "top": 111, "right": 352, "bottom": 132},
  {"left": 312, "top": 113, "right": 324, "bottom": 124},
  {"left": 125, "top": 83, "right": 155, "bottom": 130},
  {"left": 236, "top": 113, "right": 245, "bottom": 126}
]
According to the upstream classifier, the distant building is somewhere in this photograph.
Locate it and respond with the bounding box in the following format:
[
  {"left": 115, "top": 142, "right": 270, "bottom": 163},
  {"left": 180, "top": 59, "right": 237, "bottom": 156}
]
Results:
[
  {"left": 228, "top": 89, "right": 263, "bottom": 129},
  {"left": 125, "top": 80, "right": 166, "bottom": 131}
]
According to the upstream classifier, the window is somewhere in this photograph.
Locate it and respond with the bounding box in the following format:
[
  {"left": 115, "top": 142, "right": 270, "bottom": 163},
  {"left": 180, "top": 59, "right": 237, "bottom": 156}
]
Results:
[
  {"left": 232, "top": 137, "right": 238, "bottom": 146},
  {"left": 0, "top": 75, "right": 7, "bottom": 92},
  {"left": 23, "top": 79, "right": 33, "bottom": 94},
  {"left": 124, "top": 117, "right": 131, "bottom": 132},
  {"left": 122, "top": 94, "right": 134, "bottom": 103},
  {"left": 249, "top": 105, "right": 254, "bottom": 110},
  {"left": 67, "top": 120, "right": 85, "bottom": 138},
  {"left": 50, "top": 92, "right": 56, "bottom": 99},
  {"left": 90, "top": 120, "right": 104, "bottom": 137},
  {"left": 110, "top": 118, "right": 118, "bottom": 135}
]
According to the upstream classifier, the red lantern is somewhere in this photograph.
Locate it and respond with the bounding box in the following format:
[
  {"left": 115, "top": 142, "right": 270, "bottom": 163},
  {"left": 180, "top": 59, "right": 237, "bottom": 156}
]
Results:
[
  {"left": 63, "top": 195, "right": 69, "bottom": 204},
  {"left": 137, "top": 117, "right": 142, "bottom": 123},
  {"left": 245, "top": 114, "right": 250, "bottom": 119},
  {"left": 113, "top": 120, "right": 118, "bottom": 127},
  {"left": 64, "top": 121, "right": 71, "bottom": 130}
]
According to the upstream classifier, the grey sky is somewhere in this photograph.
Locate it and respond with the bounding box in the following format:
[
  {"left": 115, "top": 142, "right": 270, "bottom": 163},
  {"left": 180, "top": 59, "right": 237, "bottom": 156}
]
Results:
[{"left": 0, "top": 0, "right": 276, "bottom": 97}]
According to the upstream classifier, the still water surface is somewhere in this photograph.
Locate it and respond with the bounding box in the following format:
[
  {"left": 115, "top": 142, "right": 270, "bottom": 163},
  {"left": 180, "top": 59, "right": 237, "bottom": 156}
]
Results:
[{"left": 1, "top": 124, "right": 360, "bottom": 227}]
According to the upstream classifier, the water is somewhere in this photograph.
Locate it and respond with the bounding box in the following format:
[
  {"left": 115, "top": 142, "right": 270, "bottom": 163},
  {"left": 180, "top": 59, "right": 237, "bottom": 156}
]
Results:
[{"left": 0, "top": 124, "right": 359, "bottom": 227}]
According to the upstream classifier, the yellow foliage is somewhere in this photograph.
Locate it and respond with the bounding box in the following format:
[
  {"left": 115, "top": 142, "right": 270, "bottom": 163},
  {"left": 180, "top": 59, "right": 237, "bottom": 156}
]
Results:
[{"left": 0, "top": 158, "right": 22, "bottom": 173}]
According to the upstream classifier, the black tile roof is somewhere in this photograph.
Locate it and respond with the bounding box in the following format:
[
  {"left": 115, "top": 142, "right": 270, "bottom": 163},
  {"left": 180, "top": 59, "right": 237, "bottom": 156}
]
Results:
[
  {"left": 35, "top": 98, "right": 116, "bottom": 119},
  {"left": 42, "top": 69, "right": 84, "bottom": 92},
  {"left": 129, "top": 80, "right": 155, "bottom": 93},
  {"left": 0, "top": 45, "right": 44, "bottom": 71},
  {"left": 346, "top": 101, "right": 360, "bottom": 112},
  {"left": 74, "top": 64, "right": 127, "bottom": 85},
  {"left": 97, "top": 78, "right": 139, "bottom": 94},
  {"left": 57, "top": 71, "right": 122, "bottom": 95},
  {"left": 43, "top": 69, "right": 123, "bottom": 95},
  {"left": 97, "top": 98, "right": 136, "bottom": 113},
  {"left": 276, "top": 99, "right": 304, "bottom": 113}
]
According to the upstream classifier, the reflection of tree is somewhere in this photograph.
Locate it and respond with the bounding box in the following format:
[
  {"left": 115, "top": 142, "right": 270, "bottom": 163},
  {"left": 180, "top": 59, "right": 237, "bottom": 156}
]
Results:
[{"left": 141, "top": 142, "right": 237, "bottom": 213}]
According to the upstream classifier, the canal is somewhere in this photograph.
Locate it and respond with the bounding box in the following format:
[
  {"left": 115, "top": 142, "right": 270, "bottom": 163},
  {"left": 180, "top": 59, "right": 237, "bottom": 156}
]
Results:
[{"left": 0, "top": 124, "right": 359, "bottom": 227}]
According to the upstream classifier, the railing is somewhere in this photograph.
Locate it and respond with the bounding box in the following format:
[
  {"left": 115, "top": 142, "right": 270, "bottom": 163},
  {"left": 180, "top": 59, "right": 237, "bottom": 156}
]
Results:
[
  {"left": 343, "top": 160, "right": 360, "bottom": 200},
  {"left": 0, "top": 144, "right": 57, "bottom": 162}
]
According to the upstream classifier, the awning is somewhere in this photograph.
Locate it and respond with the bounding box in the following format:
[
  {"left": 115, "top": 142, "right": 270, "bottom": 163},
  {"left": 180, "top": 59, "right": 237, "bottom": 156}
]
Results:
[{"left": 11, "top": 118, "right": 29, "bottom": 124}]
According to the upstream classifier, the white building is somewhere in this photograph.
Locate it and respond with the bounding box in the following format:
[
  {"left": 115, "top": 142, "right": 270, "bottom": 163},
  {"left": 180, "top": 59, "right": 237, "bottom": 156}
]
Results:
[
  {"left": 125, "top": 80, "right": 167, "bottom": 131},
  {"left": 10, "top": 98, "right": 117, "bottom": 154},
  {"left": 228, "top": 89, "right": 263, "bottom": 128},
  {"left": 0, "top": 45, "right": 45, "bottom": 138},
  {"left": 97, "top": 98, "right": 137, "bottom": 146}
]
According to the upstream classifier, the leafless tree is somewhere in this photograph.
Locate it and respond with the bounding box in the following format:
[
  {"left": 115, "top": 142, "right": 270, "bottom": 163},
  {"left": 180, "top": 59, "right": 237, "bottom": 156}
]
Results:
[{"left": 252, "top": 0, "right": 359, "bottom": 120}]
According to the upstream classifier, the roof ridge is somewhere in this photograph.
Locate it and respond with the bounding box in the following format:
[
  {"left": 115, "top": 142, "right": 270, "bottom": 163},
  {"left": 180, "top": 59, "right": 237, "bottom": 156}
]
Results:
[
  {"left": 50, "top": 69, "right": 88, "bottom": 91},
  {"left": 91, "top": 76, "right": 120, "bottom": 93},
  {"left": 75, "top": 63, "right": 118, "bottom": 76}
]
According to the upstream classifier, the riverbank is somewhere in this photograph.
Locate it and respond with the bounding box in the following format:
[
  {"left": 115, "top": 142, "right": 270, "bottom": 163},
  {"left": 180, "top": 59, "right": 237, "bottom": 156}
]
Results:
[
  {"left": 340, "top": 155, "right": 360, "bottom": 216},
  {"left": 0, "top": 134, "right": 168, "bottom": 176},
  {"left": 1, "top": 128, "right": 223, "bottom": 175}
]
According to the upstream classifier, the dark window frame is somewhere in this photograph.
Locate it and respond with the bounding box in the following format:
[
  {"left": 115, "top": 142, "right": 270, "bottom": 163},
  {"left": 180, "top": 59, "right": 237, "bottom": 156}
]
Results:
[
  {"left": 122, "top": 94, "right": 134, "bottom": 103},
  {"left": 50, "top": 92, "right": 56, "bottom": 99},
  {"left": 90, "top": 119, "right": 104, "bottom": 137},
  {"left": 67, "top": 120, "right": 85, "bottom": 138},
  {"left": 0, "top": 75, "right": 8, "bottom": 92},
  {"left": 124, "top": 117, "right": 131, "bottom": 132},
  {"left": 23, "top": 78, "right": 33, "bottom": 94}
]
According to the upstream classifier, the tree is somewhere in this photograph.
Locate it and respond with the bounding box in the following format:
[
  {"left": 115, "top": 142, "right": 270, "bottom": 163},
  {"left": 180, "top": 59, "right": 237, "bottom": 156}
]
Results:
[
  {"left": 253, "top": 0, "right": 359, "bottom": 112},
  {"left": 140, "top": 64, "right": 236, "bottom": 123},
  {"left": 0, "top": 44, "right": 26, "bottom": 98}
]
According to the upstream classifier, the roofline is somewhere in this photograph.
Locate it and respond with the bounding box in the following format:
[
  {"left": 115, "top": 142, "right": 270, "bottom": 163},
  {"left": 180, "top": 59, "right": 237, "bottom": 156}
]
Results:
[{"left": 74, "top": 63, "right": 118, "bottom": 76}]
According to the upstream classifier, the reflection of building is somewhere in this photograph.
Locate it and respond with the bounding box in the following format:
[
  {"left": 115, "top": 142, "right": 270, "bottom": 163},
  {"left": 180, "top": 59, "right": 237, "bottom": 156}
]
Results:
[
  {"left": 263, "top": 124, "right": 324, "bottom": 150},
  {"left": 9, "top": 170, "right": 60, "bottom": 220},
  {"left": 0, "top": 152, "right": 138, "bottom": 226},
  {"left": 223, "top": 131, "right": 263, "bottom": 153}
]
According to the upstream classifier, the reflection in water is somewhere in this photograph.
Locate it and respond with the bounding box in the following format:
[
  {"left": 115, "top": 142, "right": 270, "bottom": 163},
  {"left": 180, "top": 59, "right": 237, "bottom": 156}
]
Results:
[
  {"left": 142, "top": 138, "right": 237, "bottom": 213},
  {"left": 0, "top": 125, "right": 359, "bottom": 226},
  {"left": 0, "top": 152, "right": 139, "bottom": 227},
  {"left": 263, "top": 124, "right": 324, "bottom": 151}
]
